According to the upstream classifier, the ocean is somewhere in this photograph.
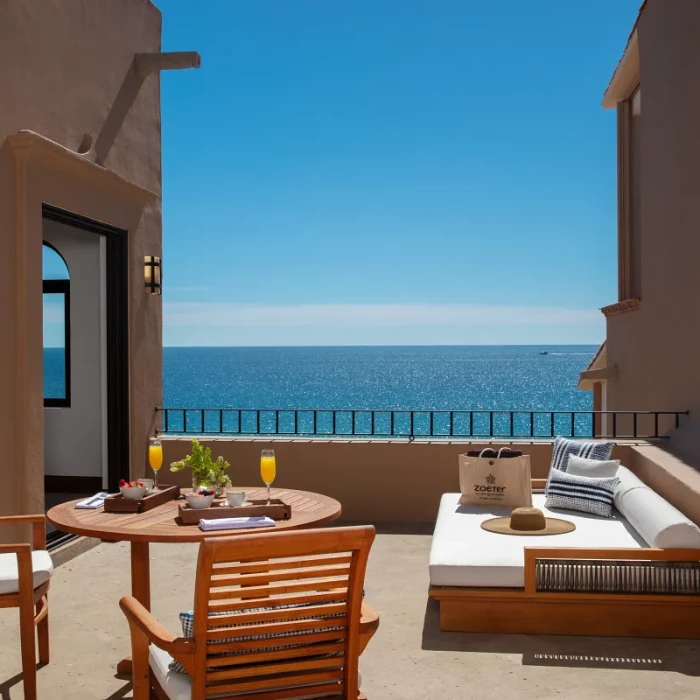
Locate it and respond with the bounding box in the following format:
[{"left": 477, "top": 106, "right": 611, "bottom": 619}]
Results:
[{"left": 162, "top": 345, "right": 596, "bottom": 411}]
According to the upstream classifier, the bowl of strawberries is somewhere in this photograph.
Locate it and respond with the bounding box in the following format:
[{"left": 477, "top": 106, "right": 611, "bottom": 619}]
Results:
[
  {"left": 119, "top": 479, "right": 147, "bottom": 500},
  {"left": 186, "top": 488, "right": 216, "bottom": 510}
]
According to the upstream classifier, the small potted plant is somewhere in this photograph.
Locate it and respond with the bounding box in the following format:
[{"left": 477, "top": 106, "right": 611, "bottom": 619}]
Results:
[{"left": 169, "top": 438, "right": 231, "bottom": 496}]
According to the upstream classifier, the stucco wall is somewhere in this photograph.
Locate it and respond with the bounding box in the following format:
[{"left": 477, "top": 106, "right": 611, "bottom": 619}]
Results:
[
  {"left": 605, "top": 0, "right": 700, "bottom": 454},
  {"left": 161, "top": 438, "right": 635, "bottom": 524},
  {"left": 0, "top": 0, "right": 163, "bottom": 521},
  {"left": 43, "top": 220, "right": 106, "bottom": 482}
]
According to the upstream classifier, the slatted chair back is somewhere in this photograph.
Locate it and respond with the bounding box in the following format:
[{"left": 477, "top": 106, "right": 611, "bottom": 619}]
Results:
[{"left": 182, "top": 526, "right": 375, "bottom": 700}]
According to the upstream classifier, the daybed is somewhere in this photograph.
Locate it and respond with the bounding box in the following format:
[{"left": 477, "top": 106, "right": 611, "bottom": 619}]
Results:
[{"left": 428, "top": 466, "right": 700, "bottom": 638}]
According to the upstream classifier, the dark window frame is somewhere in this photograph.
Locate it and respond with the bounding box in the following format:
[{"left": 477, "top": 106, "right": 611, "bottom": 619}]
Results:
[{"left": 43, "top": 245, "right": 72, "bottom": 408}]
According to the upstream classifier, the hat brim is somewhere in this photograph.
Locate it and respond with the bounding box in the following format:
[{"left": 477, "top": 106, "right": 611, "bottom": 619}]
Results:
[{"left": 480, "top": 517, "right": 576, "bottom": 536}]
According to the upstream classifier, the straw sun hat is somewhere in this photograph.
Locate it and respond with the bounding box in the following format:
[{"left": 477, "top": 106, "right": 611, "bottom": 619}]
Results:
[{"left": 481, "top": 507, "right": 576, "bottom": 536}]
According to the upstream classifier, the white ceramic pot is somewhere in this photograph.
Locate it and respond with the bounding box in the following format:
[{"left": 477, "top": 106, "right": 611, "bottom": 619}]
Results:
[
  {"left": 120, "top": 485, "right": 147, "bottom": 500},
  {"left": 186, "top": 492, "right": 215, "bottom": 510}
]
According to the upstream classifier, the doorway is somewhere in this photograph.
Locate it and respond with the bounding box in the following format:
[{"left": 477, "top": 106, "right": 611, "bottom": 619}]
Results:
[{"left": 42, "top": 205, "right": 129, "bottom": 544}]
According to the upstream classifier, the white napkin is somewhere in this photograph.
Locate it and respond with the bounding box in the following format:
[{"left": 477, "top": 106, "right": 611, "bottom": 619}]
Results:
[
  {"left": 75, "top": 492, "right": 109, "bottom": 509},
  {"left": 199, "top": 516, "right": 275, "bottom": 531}
]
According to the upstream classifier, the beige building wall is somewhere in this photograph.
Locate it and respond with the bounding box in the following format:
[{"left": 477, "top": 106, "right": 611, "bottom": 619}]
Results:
[
  {"left": 603, "top": 0, "right": 700, "bottom": 455},
  {"left": 161, "top": 438, "right": 636, "bottom": 525},
  {"left": 0, "top": 0, "right": 164, "bottom": 521}
]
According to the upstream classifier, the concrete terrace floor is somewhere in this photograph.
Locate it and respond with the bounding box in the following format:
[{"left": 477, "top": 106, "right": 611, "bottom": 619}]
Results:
[{"left": 1, "top": 531, "right": 699, "bottom": 699}]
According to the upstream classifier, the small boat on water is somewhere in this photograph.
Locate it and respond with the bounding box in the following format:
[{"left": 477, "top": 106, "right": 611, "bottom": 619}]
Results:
[{"left": 539, "top": 351, "right": 549, "bottom": 355}]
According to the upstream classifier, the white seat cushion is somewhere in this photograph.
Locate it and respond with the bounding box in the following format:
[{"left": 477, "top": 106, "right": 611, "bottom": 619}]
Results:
[
  {"left": 429, "top": 493, "right": 645, "bottom": 588},
  {"left": 149, "top": 646, "right": 191, "bottom": 700},
  {"left": 0, "top": 550, "right": 53, "bottom": 595},
  {"left": 614, "top": 466, "right": 700, "bottom": 548},
  {"left": 149, "top": 646, "right": 361, "bottom": 700}
]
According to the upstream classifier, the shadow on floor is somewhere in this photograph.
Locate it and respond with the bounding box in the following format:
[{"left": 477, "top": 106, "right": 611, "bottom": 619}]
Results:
[
  {"left": 104, "top": 680, "right": 132, "bottom": 700},
  {"left": 421, "top": 597, "right": 700, "bottom": 675},
  {"left": 0, "top": 671, "right": 22, "bottom": 700}
]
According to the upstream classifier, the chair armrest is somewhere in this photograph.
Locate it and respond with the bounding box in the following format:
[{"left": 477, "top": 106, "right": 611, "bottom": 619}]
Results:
[
  {"left": 359, "top": 601, "right": 379, "bottom": 655},
  {"left": 119, "top": 596, "right": 196, "bottom": 655},
  {"left": 0, "top": 543, "right": 32, "bottom": 555},
  {"left": 0, "top": 515, "right": 46, "bottom": 550}
]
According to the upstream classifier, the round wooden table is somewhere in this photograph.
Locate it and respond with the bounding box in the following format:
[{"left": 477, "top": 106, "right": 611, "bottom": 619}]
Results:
[{"left": 47, "top": 487, "right": 341, "bottom": 674}]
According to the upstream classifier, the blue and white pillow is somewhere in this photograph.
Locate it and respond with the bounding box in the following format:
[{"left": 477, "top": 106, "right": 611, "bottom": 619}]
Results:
[
  {"left": 545, "top": 469, "right": 620, "bottom": 518},
  {"left": 550, "top": 436, "right": 615, "bottom": 474},
  {"left": 546, "top": 436, "right": 615, "bottom": 495}
]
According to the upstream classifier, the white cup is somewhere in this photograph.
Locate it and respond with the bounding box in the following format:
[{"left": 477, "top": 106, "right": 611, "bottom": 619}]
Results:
[
  {"left": 140, "top": 478, "right": 155, "bottom": 494},
  {"left": 226, "top": 491, "right": 246, "bottom": 507}
]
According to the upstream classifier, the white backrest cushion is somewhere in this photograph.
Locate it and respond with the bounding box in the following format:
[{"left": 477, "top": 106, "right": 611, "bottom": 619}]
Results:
[
  {"left": 614, "top": 466, "right": 700, "bottom": 549},
  {"left": 566, "top": 454, "right": 620, "bottom": 479}
]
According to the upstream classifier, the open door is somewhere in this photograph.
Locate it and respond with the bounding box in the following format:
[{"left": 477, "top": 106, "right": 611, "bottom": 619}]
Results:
[{"left": 42, "top": 205, "right": 129, "bottom": 544}]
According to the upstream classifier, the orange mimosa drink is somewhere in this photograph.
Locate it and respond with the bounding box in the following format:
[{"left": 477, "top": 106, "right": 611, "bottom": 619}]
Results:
[
  {"left": 260, "top": 450, "right": 276, "bottom": 503},
  {"left": 149, "top": 438, "right": 163, "bottom": 487}
]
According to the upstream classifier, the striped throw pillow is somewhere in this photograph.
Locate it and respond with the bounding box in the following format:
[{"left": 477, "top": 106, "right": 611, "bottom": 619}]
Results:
[
  {"left": 546, "top": 437, "right": 615, "bottom": 495},
  {"left": 550, "top": 436, "right": 615, "bottom": 474},
  {"left": 545, "top": 469, "right": 620, "bottom": 518}
]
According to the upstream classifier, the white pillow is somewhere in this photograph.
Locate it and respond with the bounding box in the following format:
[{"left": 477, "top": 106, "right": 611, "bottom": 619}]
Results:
[
  {"left": 566, "top": 454, "right": 620, "bottom": 479},
  {"left": 614, "top": 466, "right": 700, "bottom": 549}
]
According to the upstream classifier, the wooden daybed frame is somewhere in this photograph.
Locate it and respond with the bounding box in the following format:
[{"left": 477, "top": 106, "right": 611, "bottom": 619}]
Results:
[{"left": 429, "top": 480, "right": 700, "bottom": 638}]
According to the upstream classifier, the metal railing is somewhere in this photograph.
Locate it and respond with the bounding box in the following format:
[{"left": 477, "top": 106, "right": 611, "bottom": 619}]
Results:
[{"left": 155, "top": 408, "right": 688, "bottom": 441}]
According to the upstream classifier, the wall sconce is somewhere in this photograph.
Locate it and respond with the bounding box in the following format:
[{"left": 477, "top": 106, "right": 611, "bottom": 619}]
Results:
[{"left": 144, "top": 256, "right": 162, "bottom": 295}]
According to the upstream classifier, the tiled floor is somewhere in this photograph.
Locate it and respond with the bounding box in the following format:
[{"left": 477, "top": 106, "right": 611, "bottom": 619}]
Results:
[{"left": 0, "top": 530, "right": 699, "bottom": 699}]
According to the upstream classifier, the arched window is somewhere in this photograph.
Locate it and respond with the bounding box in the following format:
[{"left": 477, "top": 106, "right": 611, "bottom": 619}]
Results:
[{"left": 43, "top": 243, "right": 71, "bottom": 407}]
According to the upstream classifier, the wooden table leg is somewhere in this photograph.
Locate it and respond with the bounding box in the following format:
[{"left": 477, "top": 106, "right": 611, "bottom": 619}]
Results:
[{"left": 117, "top": 541, "right": 151, "bottom": 676}]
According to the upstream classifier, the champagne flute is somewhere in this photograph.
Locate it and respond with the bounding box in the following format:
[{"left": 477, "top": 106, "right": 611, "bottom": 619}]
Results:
[
  {"left": 149, "top": 437, "right": 163, "bottom": 489},
  {"left": 260, "top": 449, "right": 276, "bottom": 504}
]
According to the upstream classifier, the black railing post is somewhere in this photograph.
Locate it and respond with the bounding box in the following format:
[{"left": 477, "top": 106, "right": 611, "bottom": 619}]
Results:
[
  {"left": 489, "top": 412, "right": 493, "bottom": 438},
  {"left": 509, "top": 411, "right": 514, "bottom": 438},
  {"left": 409, "top": 411, "right": 414, "bottom": 439},
  {"left": 612, "top": 413, "right": 617, "bottom": 438},
  {"left": 654, "top": 412, "right": 659, "bottom": 438},
  {"left": 550, "top": 412, "right": 555, "bottom": 437},
  {"left": 633, "top": 412, "right": 638, "bottom": 438},
  {"left": 570, "top": 412, "right": 575, "bottom": 438}
]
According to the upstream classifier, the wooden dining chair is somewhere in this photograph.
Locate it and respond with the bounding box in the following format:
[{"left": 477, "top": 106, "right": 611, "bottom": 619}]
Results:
[
  {"left": 0, "top": 515, "right": 52, "bottom": 700},
  {"left": 121, "top": 525, "right": 379, "bottom": 700}
]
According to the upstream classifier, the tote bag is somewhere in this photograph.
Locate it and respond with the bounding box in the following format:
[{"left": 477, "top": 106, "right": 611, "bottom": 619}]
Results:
[{"left": 459, "top": 447, "right": 533, "bottom": 508}]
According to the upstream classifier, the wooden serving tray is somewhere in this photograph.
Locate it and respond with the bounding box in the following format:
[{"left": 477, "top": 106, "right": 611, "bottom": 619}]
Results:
[
  {"left": 104, "top": 484, "right": 181, "bottom": 513},
  {"left": 178, "top": 498, "right": 292, "bottom": 525}
]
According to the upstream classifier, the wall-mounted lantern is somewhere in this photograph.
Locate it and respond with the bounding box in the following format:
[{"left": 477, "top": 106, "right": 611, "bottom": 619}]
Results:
[{"left": 144, "top": 256, "right": 162, "bottom": 295}]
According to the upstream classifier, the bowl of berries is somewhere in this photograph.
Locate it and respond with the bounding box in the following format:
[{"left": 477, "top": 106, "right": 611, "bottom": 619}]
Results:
[
  {"left": 119, "top": 479, "right": 147, "bottom": 500},
  {"left": 186, "top": 488, "right": 216, "bottom": 510}
]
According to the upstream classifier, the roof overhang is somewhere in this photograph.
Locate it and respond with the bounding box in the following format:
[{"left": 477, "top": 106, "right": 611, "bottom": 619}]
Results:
[
  {"left": 578, "top": 342, "right": 615, "bottom": 390},
  {"left": 602, "top": 29, "right": 640, "bottom": 108}
]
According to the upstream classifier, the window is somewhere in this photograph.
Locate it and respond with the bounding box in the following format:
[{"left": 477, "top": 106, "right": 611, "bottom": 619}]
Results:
[
  {"left": 43, "top": 243, "right": 71, "bottom": 407},
  {"left": 618, "top": 85, "right": 642, "bottom": 301}
]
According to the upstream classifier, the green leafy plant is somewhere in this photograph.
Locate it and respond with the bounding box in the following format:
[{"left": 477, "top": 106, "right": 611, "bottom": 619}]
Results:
[{"left": 169, "top": 438, "right": 231, "bottom": 489}]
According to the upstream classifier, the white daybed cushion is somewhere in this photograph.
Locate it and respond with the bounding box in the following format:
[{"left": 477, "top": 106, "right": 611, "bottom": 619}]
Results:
[
  {"left": 0, "top": 550, "right": 53, "bottom": 595},
  {"left": 429, "top": 493, "right": 645, "bottom": 588},
  {"left": 149, "top": 645, "right": 361, "bottom": 700},
  {"left": 614, "top": 466, "right": 700, "bottom": 549}
]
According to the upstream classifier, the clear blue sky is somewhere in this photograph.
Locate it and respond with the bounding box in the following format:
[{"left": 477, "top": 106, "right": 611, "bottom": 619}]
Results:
[{"left": 157, "top": 0, "right": 640, "bottom": 347}]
